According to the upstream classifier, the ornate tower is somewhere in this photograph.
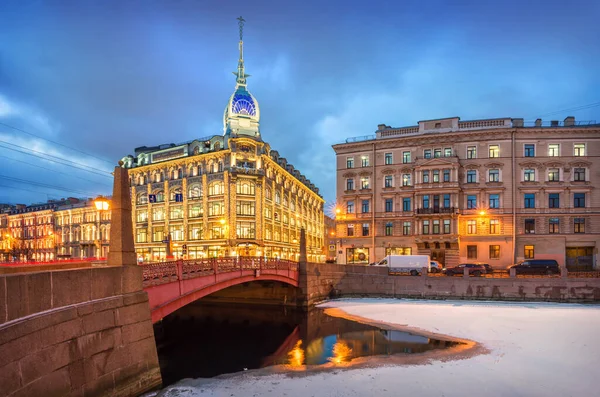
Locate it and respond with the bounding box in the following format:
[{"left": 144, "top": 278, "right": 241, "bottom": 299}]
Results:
[{"left": 223, "top": 16, "right": 261, "bottom": 140}]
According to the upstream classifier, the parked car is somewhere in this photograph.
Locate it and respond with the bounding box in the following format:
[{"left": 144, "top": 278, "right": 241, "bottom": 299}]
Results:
[
  {"left": 510, "top": 260, "right": 560, "bottom": 275},
  {"left": 429, "top": 260, "right": 443, "bottom": 273},
  {"left": 476, "top": 263, "right": 494, "bottom": 274},
  {"left": 445, "top": 263, "right": 487, "bottom": 277}
]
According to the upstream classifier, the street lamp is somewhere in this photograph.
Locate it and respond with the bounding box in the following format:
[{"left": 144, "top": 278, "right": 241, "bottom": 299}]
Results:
[{"left": 94, "top": 196, "right": 110, "bottom": 258}]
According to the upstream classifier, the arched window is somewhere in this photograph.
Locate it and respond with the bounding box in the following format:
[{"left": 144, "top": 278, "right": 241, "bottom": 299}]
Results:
[
  {"left": 178, "top": 168, "right": 183, "bottom": 179},
  {"left": 137, "top": 192, "right": 148, "bottom": 205},
  {"left": 236, "top": 180, "right": 255, "bottom": 195},
  {"left": 265, "top": 188, "right": 272, "bottom": 200},
  {"left": 208, "top": 181, "right": 224, "bottom": 196},
  {"left": 188, "top": 183, "right": 202, "bottom": 199},
  {"left": 155, "top": 190, "right": 165, "bottom": 203},
  {"left": 275, "top": 192, "right": 281, "bottom": 204},
  {"left": 170, "top": 188, "right": 182, "bottom": 201}
]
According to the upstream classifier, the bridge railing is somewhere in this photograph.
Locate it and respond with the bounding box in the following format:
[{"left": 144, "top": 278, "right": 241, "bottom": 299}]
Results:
[{"left": 141, "top": 256, "right": 299, "bottom": 287}]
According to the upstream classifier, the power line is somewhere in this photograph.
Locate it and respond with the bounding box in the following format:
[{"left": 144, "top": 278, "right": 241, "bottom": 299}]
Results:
[
  {"left": 530, "top": 101, "right": 600, "bottom": 119},
  {"left": 0, "top": 155, "right": 112, "bottom": 187},
  {"left": 0, "top": 140, "right": 113, "bottom": 179},
  {"left": 0, "top": 121, "right": 115, "bottom": 165},
  {"left": 0, "top": 175, "right": 103, "bottom": 196},
  {"left": 0, "top": 184, "right": 93, "bottom": 198}
]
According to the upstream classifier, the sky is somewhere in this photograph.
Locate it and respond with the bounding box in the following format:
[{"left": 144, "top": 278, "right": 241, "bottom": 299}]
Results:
[{"left": 0, "top": 0, "right": 599, "bottom": 206}]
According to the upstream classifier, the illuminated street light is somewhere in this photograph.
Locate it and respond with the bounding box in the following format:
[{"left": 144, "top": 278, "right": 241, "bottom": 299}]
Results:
[
  {"left": 94, "top": 196, "right": 109, "bottom": 211},
  {"left": 219, "top": 218, "right": 226, "bottom": 225},
  {"left": 479, "top": 210, "right": 486, "bottom": 216}
]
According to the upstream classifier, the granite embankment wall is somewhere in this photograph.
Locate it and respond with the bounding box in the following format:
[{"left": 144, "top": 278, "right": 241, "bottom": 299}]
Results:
[
  {"left": 299, "top": 263, "right": 600, "bottom": 306},
  {"left": 0, "top": 265, "right": 161, "bottom": 397}
]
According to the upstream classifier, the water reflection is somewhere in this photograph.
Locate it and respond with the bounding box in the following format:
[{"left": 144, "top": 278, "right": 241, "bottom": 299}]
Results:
[{"left": 155, "top": 303, "right": 462, "bottom": 386}]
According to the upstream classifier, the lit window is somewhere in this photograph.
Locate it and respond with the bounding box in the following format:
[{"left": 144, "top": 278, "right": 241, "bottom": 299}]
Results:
[
  {"left": 573, "top": 143, "right": 585, "bottom": 157},
  {"left": 402, "top": 174, "right": 411, "bottom": 186},
  {"left": 490, "top": 219, "right": 499, "bottom": 234},
  {"left": 548, "top": 144, "right": 560, "bottom": 157},
  {"left": 432, "top": 220, "right": 440, "bottom": 234},
  {"left": 360, "top": 177, "right": 370, "bottom": 189},
  {"left": 434, "top": 149, "right": 441, "bottom": 158},
  {"left": 443, "top": 219, "right": 451, "bottom": 234},
  {"left": 548, "top": 168, "right": 560, "bottom": 182},
  {"left": 361, "top": 156, "right": 369, "bottom": 167},
  {"left": 524, "top": 169, "right": 535, "bottom": 181},
  {"left": 422, "top": 220, "right": 430, "bottom": 234},
  {"left": 403, "top": 221, "right": 411, "bottom": 235},
  {"left": 574, "top": 218, "right": 585, "bottom": 233},
  {"left": 525, "top": 219, "right": 535, "bottom": 234},
  {"left": 433, "top": 170, "right": 440, "bottom": 183},
  {"left": 467, "top": 245, "right": 477, "bottom": 259},
  {"left": 467, "top": 220, "right": 477, "bottom": 234},
  {"left": 444, "top": 148, "right": 452, "bottom": 157},
  {"left": 524, "top": 245, "right": 534, "bottom": 259},
  {"left": 549, "top": 218, "right": 559, "bottom": 234},
  {"left": 385, "top": 222, "right": 393, "bottom": 236},
  {"left": 489, "top": 145, "right": 499, "bottom": 158},
  {"left": 489, "top": 245, "right": 500, "bottom": 259}
]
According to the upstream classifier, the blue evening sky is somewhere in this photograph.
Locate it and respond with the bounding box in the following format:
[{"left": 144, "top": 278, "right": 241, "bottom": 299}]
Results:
[{"left": 0, "top": 0, "right": 599, "bottom": 206}]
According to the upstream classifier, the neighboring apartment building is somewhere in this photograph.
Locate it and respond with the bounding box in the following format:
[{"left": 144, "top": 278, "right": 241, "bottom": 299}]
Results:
[
  {"left": 333, "top": 116, "right": 599, "bottom": 269},
  {"left": 120, "top": 23, "right": 325, "bottom": 263}
]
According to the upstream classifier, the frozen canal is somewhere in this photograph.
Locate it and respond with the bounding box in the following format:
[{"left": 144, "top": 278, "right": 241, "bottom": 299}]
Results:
[{"left": 150, "top": 299, "right": 600, "bottom": 397}]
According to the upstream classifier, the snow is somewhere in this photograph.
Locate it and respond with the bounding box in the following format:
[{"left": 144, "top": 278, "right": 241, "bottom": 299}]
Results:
[{"left": 150, "top": 299, "right": 600, "bottom": 397}]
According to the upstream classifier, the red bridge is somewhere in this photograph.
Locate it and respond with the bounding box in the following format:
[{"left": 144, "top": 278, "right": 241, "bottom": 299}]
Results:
[{"left": 141, "top": 257, "right": 299, "bottom": 323}]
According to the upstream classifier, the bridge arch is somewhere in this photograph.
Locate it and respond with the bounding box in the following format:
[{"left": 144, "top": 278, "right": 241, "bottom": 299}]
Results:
[{"left": 143, "top": 258, "right": 299, "bottom": 323}]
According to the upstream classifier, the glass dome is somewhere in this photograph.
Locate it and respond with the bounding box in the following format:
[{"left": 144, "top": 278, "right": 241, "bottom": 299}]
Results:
[{"left": 231, "top": 87, "right": 256, "bottom": 116}]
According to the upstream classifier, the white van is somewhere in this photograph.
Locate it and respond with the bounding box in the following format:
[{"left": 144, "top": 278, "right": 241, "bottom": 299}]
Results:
[{"left": 374, "top": 255, "right": 430, "bottom": 276}]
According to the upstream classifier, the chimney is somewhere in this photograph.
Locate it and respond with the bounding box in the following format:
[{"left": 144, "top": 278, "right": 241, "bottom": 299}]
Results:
[
  {"left": 551, "top": 120, "right": 559, "bottom": 127},
  {"left": 377, "top": 124, "right": 387, "bottom": 130},
  {"left": 535, "top": 119, "right": 542, "bottom": 127},
  {"left": 512, "top": 118, "right": 524, "bottom": 127},
  {"left": 564, "top": 116, "right": 575, "bottom": 127}
]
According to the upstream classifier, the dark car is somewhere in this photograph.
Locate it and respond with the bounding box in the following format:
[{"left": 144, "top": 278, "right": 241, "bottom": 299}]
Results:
[
  {"left": 476, "top": 263, "right": 494, "bottom": 274},
  {"left": 445, "top": 263, "right": 486, "bottom": 277},
  {"left": 510, "top": 260, "right": 560, "bottom": 275}
]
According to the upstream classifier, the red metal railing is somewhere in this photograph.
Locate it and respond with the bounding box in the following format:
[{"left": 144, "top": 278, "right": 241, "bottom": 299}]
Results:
[{"left": 140, "top": 256, "right": 299, "bottom": 287}]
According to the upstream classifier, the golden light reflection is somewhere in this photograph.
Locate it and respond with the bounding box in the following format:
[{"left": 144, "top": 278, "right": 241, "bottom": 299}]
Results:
[
  {"left": 329, "top": 341, "right": 353, "bottom": 364},
  {"left": 287, "top": 340, "right": 305, "bottom": 367}
]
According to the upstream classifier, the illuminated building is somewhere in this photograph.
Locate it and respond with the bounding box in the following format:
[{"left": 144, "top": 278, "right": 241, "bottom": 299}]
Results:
[
  {"left": 120, "top": 18, "right": 325, "bottom": 262},
  {"left": 333, "top": 116, "right": 600, "bottom": 269}
]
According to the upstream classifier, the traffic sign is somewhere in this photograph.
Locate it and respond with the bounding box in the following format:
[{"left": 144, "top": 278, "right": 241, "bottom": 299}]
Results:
[{"left": 162, "top": 239, "right": 169, "bottom": 243}]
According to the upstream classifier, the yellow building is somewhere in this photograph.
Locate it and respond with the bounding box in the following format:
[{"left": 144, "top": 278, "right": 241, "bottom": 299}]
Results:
[{"left": 120, "top": 19, "right": 325, "bottom": 262}]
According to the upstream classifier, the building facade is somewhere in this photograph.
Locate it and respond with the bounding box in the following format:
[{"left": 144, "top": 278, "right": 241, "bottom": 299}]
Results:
[
  {"left": 120, "top": 20, "right": 325, "bottom": 263},
  {"left": 333, "top": 116, "right": 599, "bottom": 269}
]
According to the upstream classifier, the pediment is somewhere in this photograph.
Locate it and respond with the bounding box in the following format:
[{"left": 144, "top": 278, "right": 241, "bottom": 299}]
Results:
[
  {"left": 358, "top": 171, "right": 372, "bottom": 177},
  {"left": 544, "top": 161, "right": 565, "bottom": 168},
  {"left": 518, "top": 161, "right": 541, "bottom": 168},
  {"left": 342, "top": 172, "right": 356, "bottom": 178},
  {"left": 484, "top": 162, "right": 504, "bottom": 169},
  {"left": 569, "top": 160, "right": 592, "bottom": 167},
  {"left": 420, "top": 158, "right": 455, "bottom": 167},
  {"left": 464, "top": 163, "right": 481, "bottom": 170},
  {"left": 381, "top": 168, "right": 395, "bottom": 175}
]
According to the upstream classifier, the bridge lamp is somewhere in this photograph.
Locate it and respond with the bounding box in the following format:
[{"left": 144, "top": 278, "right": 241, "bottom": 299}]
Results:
[
  {"left": 94, "top": 196, "right": 109, "bottom": 211},
  {"left": 479, "top": 210, "right": 486, "bottom": 216}
]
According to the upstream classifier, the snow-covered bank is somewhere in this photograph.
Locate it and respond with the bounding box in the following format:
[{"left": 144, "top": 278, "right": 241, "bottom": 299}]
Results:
[{"left": 153, "top": 299, "right": 600, "bottom": 397}]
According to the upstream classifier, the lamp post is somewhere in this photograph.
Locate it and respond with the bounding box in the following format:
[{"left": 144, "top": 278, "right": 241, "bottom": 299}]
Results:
[{"left": 94, "top": 196, "right": 110, "bottom": 259}]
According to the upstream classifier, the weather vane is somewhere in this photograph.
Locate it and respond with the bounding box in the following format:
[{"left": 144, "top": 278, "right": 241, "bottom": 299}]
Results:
[{"left": 237, "top": 16, "right": 245, "bottom": 41}]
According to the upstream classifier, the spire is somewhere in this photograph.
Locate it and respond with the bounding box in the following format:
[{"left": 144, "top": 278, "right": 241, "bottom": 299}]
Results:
[{"left": 234, "top": 16, "right": 250, "bottom": 85}]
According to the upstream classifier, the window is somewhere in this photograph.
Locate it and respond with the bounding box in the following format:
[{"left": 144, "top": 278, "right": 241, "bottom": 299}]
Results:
[
  {"left": 467, "top": 195, "right": 477, "bottom": 209},
  {"left": 524, "top": 144, "right": 535, "bottom": 157},
  {"left": 236, "top": 201, "right": 255, "bottom": 216},
  {"left": 432, "top": 220, "right": 440, "bottom": 234},
  {"left": 524, "top": 169, "right": 535, "bottom": 181},
  {"left": 170, "top": 206, "right": 183, "bottom": 220},
  {"left": 347, "top": 201, "right": 354, "bottom": 214},
  {"left": 548, "top": 144, "right": 559, "bottom": 157},
  {"left": 548, "top": 168, "right": 559, "bottom": 182},
  {"left": 208, "top": 182, "right": 224, "bottom": 196},
  {"left": 489, "top": 245, "right": 500, "bottom": 259},
  {"left": 433, "top": 170, "right": 440, "bottom": 183},
  {"left": 467, "top": 245, "right": 477, "bottom": 259},
  {"left": 489, "top": 194, "right": 499, "bottom": 209},
  {"left": 385, "top": 153, "right": 393, "bottom": 165},
  {"left": 467, "top": 220, "right": 477, "bottom": 234},
  {"left": 525, "top": 219, "right": 535, "bottom": 234},
  {"left": 574, "top": 193, "right": 585, "bottom": 208},
  {"left": 236, "top": 180, "right": 255, "bottom": 195},
  {"left": 403, "top": 221, "right": 411, "bottom": 235},
  {"left": 208, "top": 201, "right": 224, "bottom": 216},
  {"left": 573, "top": 143, "right": 585, "bottom": 156},
  {"left": 361, "top": 200, "right": 370, "bottom": 213},
  {"left": 347, "top": 224, "right": 354, "bottom": 236},
  {"left": 422, "top": 195, "right": 430, "bottom": 209},
  {"left": 548, "top": 193, "right": 559, "bottom": 208},
  {"left": 361, "top": 156, "right": 369, "bottom": 167},
  {"left": 443, "top": 194, "right": 450, "bottom": 208},
  {"left": 402, "top": 151, "right": 411, "bottom": 163},
  {"left": 188, "top": 203, "right": 202, "bottom": 218},
  {"left": 422, "top": 220, "right": 430, "bottom": 234},
  {"left": 136, "top": 228, "right": 147, "bottom": 243},
  {"left": 489, "top": 145, "right": 499, "bottom": 158},
  {"left": 403, "top": 198, "right": 411, "bottom": 211},
  {"left": 524, "top": 193, "right": 535, "bottom": 208},
  {"left": 346, "top": 179, "right": 354, "bottom": 191},
  {"left": 489, "top": 169, "right": 499, "bottom": 182},
  {"left": 467, "top": 170, "right": 477, "bottom": 183},
  {"left": 574, "top": 168, "right": 586, "bottom": 181},
  {"left": 467, "top": 146, "right": 476, "bottom": 159},
  {"left": 402, "top": 174, "right": 411, "bottom": 186},
  {"left": 384, "top": 175, "right": 393, "bottom": 188},
  {"left": 444, "top": 148, "right": 452, "bottom": 157},
  {"left": 524, "top": 245, "right": 534, "bottom": 259},
  {"left": 574, "top": 218, "right": 585, "bottom": 233},
  {"left": 443, "top": 169, "right": 450, "bottom": 182},
  {"left": 385, "top": 222, "right": 393, "bottom": 236},
  {"left": 443, "top": 219, "right": 451, "bottom": 234},
  {"left": 360, "top": 177, "right": 370, "bottom": 189},
  {"left": 435, "top": 122, "right": 441, "bottom": 128},
  {"left": 424, "top": 149, "right": 432, "bottom": 159},
  {"left": 362, "top": 223, "right": 369, "bottom": 236},
  {"left": 152, "top": 226, "right": 164, "bottom": 242},
  {"left": 385, "top": 199, "right": 393, "bottom": 212},
  {"left": 422, "top": 171, "right": 430, "bottom": 183},
  {"left": 434, "top": 149, "right": 441, "bottom": 158},
  {"left": 347, "top": 157, "right": 354, "bottom": 168},
  {"left": 549, "top": 218, "right": 559, "bottom": 234},
  {"left": 489, "top": 219, "right": 499, "bottom": 234}
]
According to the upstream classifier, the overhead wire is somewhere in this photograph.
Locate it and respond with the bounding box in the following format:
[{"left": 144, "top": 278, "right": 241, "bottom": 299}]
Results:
[
  {"left": 529, "top": 101, "right": 600, "bottom": 119},
  {"left": 0, "top": 175, "right": 101, "bottom": 196},
  {"left": 0, "top": 121, "right": 115, "bottom": 165}
]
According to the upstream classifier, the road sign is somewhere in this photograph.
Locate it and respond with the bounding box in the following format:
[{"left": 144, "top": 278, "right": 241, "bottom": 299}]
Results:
[{"left": 162, "top": 239, "right": 169, "bottom": 243}]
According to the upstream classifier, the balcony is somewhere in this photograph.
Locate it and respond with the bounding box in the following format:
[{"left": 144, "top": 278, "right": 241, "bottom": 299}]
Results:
[{"left": 416, "top": 207, "right": 456, "bottom": 215}]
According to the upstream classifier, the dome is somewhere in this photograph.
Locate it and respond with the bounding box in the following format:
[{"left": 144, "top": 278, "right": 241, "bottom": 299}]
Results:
[{"left": 231, "top": 86, "right": 257, "bottom": 116}]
